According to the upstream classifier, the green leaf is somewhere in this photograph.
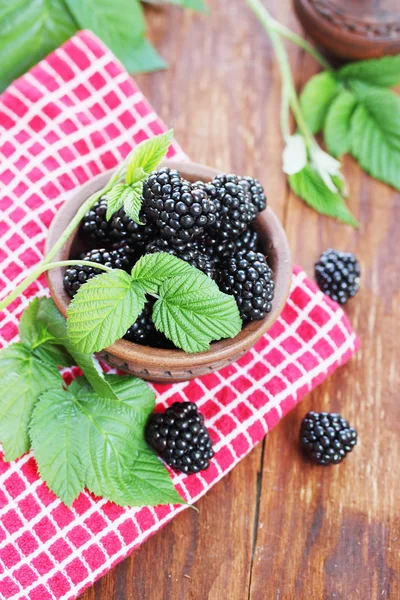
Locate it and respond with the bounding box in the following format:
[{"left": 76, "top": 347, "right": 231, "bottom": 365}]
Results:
[
  {"left": 288, "top": 165, "right": 359, "bottom": 227},
  {"left": 153, "top": 272, "right": 242, "bottom": 353},
  {"left": 30, "top": 388, "right": 87, "bottom": 506},
  {"left": 131, "top": 252, "right": 194, "bottom": 294},
  {"left": 105, "top": 183, "right": 126, "bottom": 220},
  {"left": 0, "top": 344, "right": 61, "bottom": 460},
  {"left": 105, "top": 181, "right": 145, "bottom": 223},
  {"left": 349, "top": 89, "right": 400, "bottom": 191},
  {"left": 338, "top": 55, "right": 400, "bottom": 88},
  {"left": 126, "top": 166, "right": 146, "bottom": 186},
  {"left": 323, "top": 89, "right": 358, "bottom": 158},
  {"left": 104, "top": 374, "right": 155, "bottom": 416},
  {"left": 30, "top": 378, "right": 182, "bottom": 507},
  {"left": 64, "top": 0, "right": 166, "bottom": 73},
  {"left": 143, "top": 0, "right": 207, "bottom": 11},
  {"left": 19, "top": 298, "right": 73, "bottom": 368},
  {"left": 127, "top": 130, "right": 174, "bottom": 175},
  {"left": 299, "top": 72, "right": 340, "bottom": 134},
  {"left": 0, "top": 0, "right": 77, "bottom": 92},
  {"left": 37, "top": 298, "right": 118, "bottom": 401},
  {"left": 67, "top": 270, "right": 146, "bottom": 354}
]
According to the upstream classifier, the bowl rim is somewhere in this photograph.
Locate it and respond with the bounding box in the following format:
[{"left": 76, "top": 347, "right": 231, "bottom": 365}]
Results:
[{"left": 46, "top": 160, "right": 292, "bottom": 370}]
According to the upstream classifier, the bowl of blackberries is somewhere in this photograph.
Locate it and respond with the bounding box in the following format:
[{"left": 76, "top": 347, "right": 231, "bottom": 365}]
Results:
[{"left": 46, "top": 160, "right": 292, "bottom": 382}]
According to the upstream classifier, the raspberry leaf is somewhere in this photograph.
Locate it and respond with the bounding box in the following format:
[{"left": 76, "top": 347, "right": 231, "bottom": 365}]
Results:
[
  {"left": 30, "top": 377, "right": 183, "bottom": 507},
  {"left": 0, "top": 344, "right": 62, "bottom": 461},
  {"left": 105, "top": 181, "right": 145, "bottom": 223},
  {"left": 338, "top": 55, "right": 400, "bottom": 88},
  {"left": 323, "top": 90, "right": 357, "bottom": 158},
  {"left": 64, "top": 0, "right": 166, "bottom": 73},
  {"left": 37, "top": 298, "right": 119, "bottom": 401},
  {"left": 348, "top": 87, "right": 400, "bottom": 191},
  {"left": 299, "top": 72, "right": 340, "bottom": 134},
  {"left": 153, "top": 272, "right": 242, "bottom": 353},
  {"left": 288, "top": 165, "right": 359, "bottom": 227},
  {"left": 143, "top": 0, "right": 207, "bottom": 11},
  {"left": 131, "top": 252, "right": 194, "bottom": 294},
  {"left": 67, "top": 270, "right": 146, "bottom": 354},
  {"left": 127, "top": 129, "right": 174, "bottom": 175}
]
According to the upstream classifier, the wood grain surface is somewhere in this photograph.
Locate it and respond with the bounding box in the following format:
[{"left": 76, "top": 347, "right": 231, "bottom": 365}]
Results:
[{"left": 80, "top": 1, "right": 400, "bottom": 598}]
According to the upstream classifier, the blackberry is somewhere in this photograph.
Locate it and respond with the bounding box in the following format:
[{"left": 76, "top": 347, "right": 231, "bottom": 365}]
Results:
[
  {"left": 142, "top": 168, "right": 218, "bottom": 243},
  {"left": 204, "top": 227, "right": 259, "bottom": 265},
  {"left": 124, "top": 300, "right": 165, "bottom": 347},
  {"left": 201, "top": 174, "right": 257, "bottom": 240},
  {"left": 238, "top": 176, "right": 267, "bottom": 213},
  {"left": 145, "top": 238, "right": 214, "bottom": 278},
  {"left": 63, "top": 247, "right": 133, "bottom": 298},
  {"left": 109, "top": 208, "right": 155, "bottom": 250},
  {"left": 300, "top": 411, "right": 357, "bottom": 466},
  {"left": 145, "top": 402, "right": 214, "bottom": 474},
  {"left": 80, "top": 197, "right": 111, "bottom": 243},
  {"left": 315, "top": 249, "right": 360, "bottom": 305},
  {"left": 218, "top": 250, "right": 274, "bottom": 321}
]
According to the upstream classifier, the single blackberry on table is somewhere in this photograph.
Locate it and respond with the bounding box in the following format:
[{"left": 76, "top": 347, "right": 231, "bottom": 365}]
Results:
[
  {"left": 145, "top": 402, "right": 214, "bottom": 474},
  {"left": 142, "top": 168, "right": 218, "bottom": 243},
  {"left": 109, "top": 208, "right": 156, "bottom": 250},
  {"left": 315, "top": 249, "right": 360, "bottom": 305},
  {"left": 63, "top": 247, "right": 133, "bottom": 298},
  {"left": 80, "top": 197, "right": 111, "bottom": 243},
  {"left": 238, "top": 176, "right": 267, "bottom": 213},
  {"left": 145, "top": 238, "right": 214, "bottom": 279},
  {"left": 300, "top": 412, "right": 357, "bottom": 466},
  {"left": 199, "top": 174, "right": 257, "bottom": 240},
  {"left": 218, "top": 250, "right": 274, "bottom": 321}
]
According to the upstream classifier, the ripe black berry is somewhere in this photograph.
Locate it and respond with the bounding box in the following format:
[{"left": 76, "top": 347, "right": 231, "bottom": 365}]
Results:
[
  {"left": 204, "top": 227, "right": 259, "bottom": 264},
  {"left": 200, "top": 174, "right": 257, "bottom": 240},
  {"left": 80, "top": 197, "right": 111, "bottom": 243},
  {"left": 109, "top": 208, "right": 155, "bottom": 250},
  {"left": 315, "top": 249, "right": 360, "bottom": 305},
  {"left": 142, "top": 168, "right": 218, "bottom": 243},
  {"left": 145, "top": 402, "right": 214, "bottom": 474},
  {"left": 63, "top": 247, "right": 133, "bottom": 298},
  {"left": 238, "top": 176, "right": 267, "bottom": 213},
  {"left": 218, "top": 251, "right": 275, "bottom": 321},
  {"left": 124, "top": 300, "right": 168, "bottom": 347},
  {"left": 145, "top": 238, "right": 214, "bottom": 278},
  {"left": 300, "top": 411, "right": 357, "bottom": 466}
]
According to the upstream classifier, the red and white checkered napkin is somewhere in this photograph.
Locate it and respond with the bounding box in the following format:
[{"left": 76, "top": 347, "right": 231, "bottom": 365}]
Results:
[{"left": 0, "top": 31, "right": 359, "bottom": 600}]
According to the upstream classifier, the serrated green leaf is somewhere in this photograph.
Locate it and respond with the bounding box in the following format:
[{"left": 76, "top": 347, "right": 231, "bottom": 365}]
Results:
[
  {"left": 288, "top": 165, "right": 359, "bottom": 227},
  {"left": 122, "top": 181, "right": 145, "bottom": 224},
  {"left": 67, "top": 270, "right": 146, "bottom": 354},
  {"left": 127, "top": 130, "right": 174, "bottom": 175},
  {"left": 131, "top": 252, "right": 194, "bottom": 294},
  {"left": 37, "top": 298, "right": 119, "bottom": 401},
  {"left": 323, "top": 89, "right": 358, "bottom": 158},
  {"left": 0, "top": 344, "right": 62, "bottom": 460},
  {"left": 338, "top": 55, "right": 400, "bottom": 88},
  {"left": 126, "top": 166, "right": 146, "bottom": 186},
  {"left": 349, "top": 91, "right": 400, "bottom": 191},
  {"left": 30, "top": 377, "right": 180, "bottom": 507},
  {"left": 65, "top": 0, "right": 166, "bottom": 73},
  {"left": 19, "top": 298, "right": 74, "bottom": 368},
  {"left": 0, "top": 0, "right": 77, "bottom": 92},
  {"left": 105, "top": 183, "right": 126, "bottom": 220},
  {"left": 299, "top": 72, "right": 340, "bottom": 134},
  {"left": 30, "top": 388, "right": 87, "bottom": 506},
  {"left": 153, "top": 272, "right": 242, "bottom": 353}
]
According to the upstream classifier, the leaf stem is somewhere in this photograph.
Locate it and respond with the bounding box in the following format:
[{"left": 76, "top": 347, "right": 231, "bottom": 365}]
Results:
[
  {"left": 271, "top": 20, "right": 332, "bottom": 71},
  {"left": 0, "top": 261, "right": 112, "bottom": 313},
  {"left": 246, "top": 0, "right": 315, "bottom": 146}
]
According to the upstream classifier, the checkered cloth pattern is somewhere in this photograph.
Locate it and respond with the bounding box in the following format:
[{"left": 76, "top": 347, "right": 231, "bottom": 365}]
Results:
[{"left": 0, "top": 31, "right": 359, "bottom": 600}]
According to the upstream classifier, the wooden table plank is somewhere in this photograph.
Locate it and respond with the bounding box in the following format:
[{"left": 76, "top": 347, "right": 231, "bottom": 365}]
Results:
[{"left": 80, "top": 1, "right": 400, "bottom": 598}]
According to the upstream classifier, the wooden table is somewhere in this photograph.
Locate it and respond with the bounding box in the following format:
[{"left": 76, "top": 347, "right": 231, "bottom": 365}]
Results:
[{"left": 81, "top": 1, "right": 400, "bottom": 598}]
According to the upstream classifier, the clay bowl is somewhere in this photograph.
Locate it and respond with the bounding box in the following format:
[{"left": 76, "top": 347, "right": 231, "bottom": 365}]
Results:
[{"left": 46, "top": 160, "right": 291, "bottom": 383}]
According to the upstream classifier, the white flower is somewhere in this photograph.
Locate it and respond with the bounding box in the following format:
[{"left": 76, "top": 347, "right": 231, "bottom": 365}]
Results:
[
  {"left": 282, "top": 134, "right": 307, "bottom": 175},
  {"left": 310, "top": 144, "right": 343, "bottom": 193}
]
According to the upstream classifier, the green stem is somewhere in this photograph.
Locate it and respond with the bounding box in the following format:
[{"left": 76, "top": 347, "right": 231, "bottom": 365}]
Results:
[
  {"left": 0, "top": 146, "right": 139, "bottom": 313},
  {"left": 272, "top": 21, "right": 332, "bottom": 70},
  {"left": 246, "top": 0, "right": 315, "bottom": 146},
  {"left": 0, "top": 260, "right": 112, "bottom": 313}
]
